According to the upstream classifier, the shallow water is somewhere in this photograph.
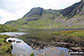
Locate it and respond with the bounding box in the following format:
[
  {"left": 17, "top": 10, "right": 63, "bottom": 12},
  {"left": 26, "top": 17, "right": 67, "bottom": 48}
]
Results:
[
  {"left": 6, "top": 38, "right": 33, "bottom": 56},
  {"left": 0, "top": 32, "right": 70, "bottom": 56},
  {"left": 34, "top": 47, "right": 69, "bottom": 56},
  {"left": 0, "top": 32, "right": 28, "bottom": 36}
]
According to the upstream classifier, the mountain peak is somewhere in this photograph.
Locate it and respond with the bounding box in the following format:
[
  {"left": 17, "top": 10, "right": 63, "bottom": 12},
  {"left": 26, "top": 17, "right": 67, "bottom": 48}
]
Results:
[{"left": 23, "top": 7, "right": 44, "bottom": 17}]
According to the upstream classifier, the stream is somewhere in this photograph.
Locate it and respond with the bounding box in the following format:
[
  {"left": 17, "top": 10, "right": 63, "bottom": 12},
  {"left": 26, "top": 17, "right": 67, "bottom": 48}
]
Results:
[{"left": 0, "top": 32, "right": 70, "bottom": 56}]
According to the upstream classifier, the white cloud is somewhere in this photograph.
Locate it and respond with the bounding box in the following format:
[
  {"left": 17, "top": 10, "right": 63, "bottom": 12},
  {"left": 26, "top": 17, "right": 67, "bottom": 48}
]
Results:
[
  {"left": 0, "top": 0, "right": 81, "bottom": 24},
  {"left": 0, "top": 8, "right": 18, "bottom": 24}
]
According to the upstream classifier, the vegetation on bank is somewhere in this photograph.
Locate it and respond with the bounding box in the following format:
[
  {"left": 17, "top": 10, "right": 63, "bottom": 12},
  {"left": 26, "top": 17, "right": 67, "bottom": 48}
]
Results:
[
  {"left": 0, "top": 24, "right": 18, "bottom": 32},
  {"left": 20, "top": 30, "right": 84, "bottom": 45},
  {"left": 51, "top": 30, "right": 84, "bottom": 42},
  {"left": 0, "top": 24, "right": 16, "bottom": 56},
  {"left": 0, "top": 35, "right": 14, "bottom": 56},
  {"left": 30, "top": 53, "right": 34, "bottom": 56}
]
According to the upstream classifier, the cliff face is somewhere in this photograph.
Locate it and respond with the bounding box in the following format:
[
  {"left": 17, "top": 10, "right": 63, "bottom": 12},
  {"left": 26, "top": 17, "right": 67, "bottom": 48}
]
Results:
[{"left": 62, "top": 0, "right": 84, "bottom": 18}]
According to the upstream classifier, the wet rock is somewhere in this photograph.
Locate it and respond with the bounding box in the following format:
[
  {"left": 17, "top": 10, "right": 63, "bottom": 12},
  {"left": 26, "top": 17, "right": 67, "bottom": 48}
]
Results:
[
  {"left": 25, "top": 37, "right": 84, "bottom": 52},
  {"left": 70, "top": 47, "right": 82, "bottom": 51}
]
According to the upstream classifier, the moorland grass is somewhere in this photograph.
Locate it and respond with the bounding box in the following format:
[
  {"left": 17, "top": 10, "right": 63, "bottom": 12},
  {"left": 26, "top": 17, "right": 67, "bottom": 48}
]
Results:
[{"left": 0, "top": 35, "right": 14, "bottom": 56}]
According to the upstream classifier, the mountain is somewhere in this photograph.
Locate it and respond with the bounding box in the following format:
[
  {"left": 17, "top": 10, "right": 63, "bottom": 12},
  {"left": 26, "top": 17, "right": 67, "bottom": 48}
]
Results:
[
  {"left": 5, "top": 0, "right": 84, "bottom": 29},
  {"left": 5, "top": 7, "right": 62, "bottom": 29}
]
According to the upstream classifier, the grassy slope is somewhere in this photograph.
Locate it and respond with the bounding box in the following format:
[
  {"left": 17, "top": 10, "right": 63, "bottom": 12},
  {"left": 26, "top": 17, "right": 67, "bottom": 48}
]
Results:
[
  {"left": 5, "top": 10, "right": 62, "bottom": 29},
  {"left": 6, "top": 16, "right": 62, "bottom": 29},
  {"left": 5, "top": 7, "right": 84, "bottom": 29},
  {"left": 6, "top": 13, "right": 84, "bottom": 29}
]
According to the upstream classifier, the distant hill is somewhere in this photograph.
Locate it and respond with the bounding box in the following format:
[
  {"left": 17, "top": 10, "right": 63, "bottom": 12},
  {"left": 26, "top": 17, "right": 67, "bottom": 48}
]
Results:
[{"left": 5, "top": 0, "right": 84, "bottom": 29}]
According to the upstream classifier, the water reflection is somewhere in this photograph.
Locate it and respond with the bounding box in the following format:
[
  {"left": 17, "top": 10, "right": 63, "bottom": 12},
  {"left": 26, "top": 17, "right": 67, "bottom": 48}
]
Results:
[
  {"left": 0, "top": 32, "right": 28, "bottom": 36},
  {"left": 6, "top": 38, "right": 33, "bottom": 56},
  {"left": 1, "top": 32, "right": 70, "bottom": 56},
  {"left": 34, "top": 47, "right": 69, "bottom": 56}
]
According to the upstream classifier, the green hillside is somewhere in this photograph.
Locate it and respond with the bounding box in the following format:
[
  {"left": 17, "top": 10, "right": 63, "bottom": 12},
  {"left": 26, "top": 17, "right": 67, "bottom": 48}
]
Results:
[
  {"left": 5, "top": 8, "right": 62, "bottom": 29},
  {"left": 5, "top": 0, "right": 84, "bottom": 29}
]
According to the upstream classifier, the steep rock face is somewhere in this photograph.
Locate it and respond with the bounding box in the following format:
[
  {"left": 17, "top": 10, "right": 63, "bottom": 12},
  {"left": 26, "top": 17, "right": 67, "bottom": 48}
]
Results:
[
  {"left": 23, "top": 7, "right": 44, "bottom": 17},
  {"left": 62, "top": 0, "right": 84, "bottom": 18}
]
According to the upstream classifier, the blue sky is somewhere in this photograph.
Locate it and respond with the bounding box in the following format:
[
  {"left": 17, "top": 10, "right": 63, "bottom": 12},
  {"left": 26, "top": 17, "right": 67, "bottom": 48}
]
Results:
[{"left": 0, "top": 0, "right": 81, "bottom": 24}]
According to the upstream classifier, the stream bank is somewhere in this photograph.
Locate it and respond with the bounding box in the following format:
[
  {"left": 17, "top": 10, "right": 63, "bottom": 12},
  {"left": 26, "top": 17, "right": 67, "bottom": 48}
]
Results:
[{"left": 0, "top": 34, "right": 13, "bottom": 56}]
